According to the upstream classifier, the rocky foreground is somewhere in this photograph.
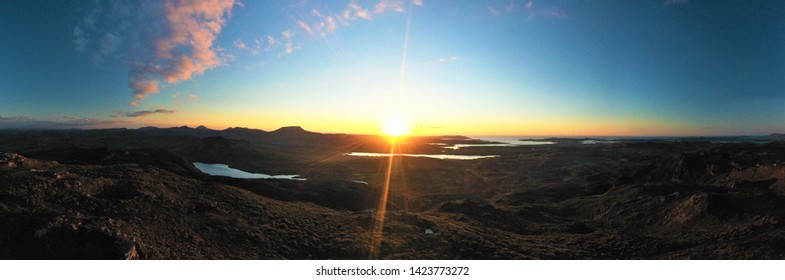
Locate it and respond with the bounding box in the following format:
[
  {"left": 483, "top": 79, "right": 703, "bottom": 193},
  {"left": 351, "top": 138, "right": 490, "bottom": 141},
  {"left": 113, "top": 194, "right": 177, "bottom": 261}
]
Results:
[{"left": 1, "top": 134, "right": 785, "bottom": 259}]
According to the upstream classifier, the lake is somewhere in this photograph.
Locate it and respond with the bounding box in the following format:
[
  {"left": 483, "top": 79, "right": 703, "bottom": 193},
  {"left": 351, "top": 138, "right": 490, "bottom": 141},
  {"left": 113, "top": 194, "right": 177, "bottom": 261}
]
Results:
[
  {"left": 346, "top": 152, "right": 498, "bottom": 160},
  {"left": 192, "top": 162, "right": 306, "bottom": 180}
]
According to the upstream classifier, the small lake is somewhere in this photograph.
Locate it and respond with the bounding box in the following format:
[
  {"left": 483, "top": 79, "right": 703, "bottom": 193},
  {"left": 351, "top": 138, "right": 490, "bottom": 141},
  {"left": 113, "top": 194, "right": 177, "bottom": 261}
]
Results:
[
  {"left": 440, "top": 140, "right": 556, "bottom": 150},
  {"left": 346, "top": 152, "right": 498, "bottom": 160},
  {"left": 192, "top": 162, "right": 306, "bottom": 181}
]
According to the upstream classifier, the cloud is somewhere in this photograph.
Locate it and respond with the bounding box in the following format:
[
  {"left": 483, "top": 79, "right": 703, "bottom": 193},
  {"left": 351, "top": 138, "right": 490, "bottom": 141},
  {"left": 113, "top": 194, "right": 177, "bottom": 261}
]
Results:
[
  {"left": 265, "top": 35, "right": 282, "bottom": 51},
  {"left": 438, "top": 56, "right": 459, "bottom": 63},
  {"left": 375, "top": 0, "right": 406, "bottom": 14},
  {"left": 663, "top": 0, "right": 688, "bottom": 7},
  {"left": 343, "top": 0, "right": 373, "bottom": 22},
  {"left": 73, "top": 0, "right": 236, "bottom": 107},
  {"left": 281, "top": 42, "right": 300, "bottom": 56},
  {"left": 325, "top": 16, "right": 338, "bottom": 32},
  {"left": 116, "top": 108, "right": 178, "bottom": 118},
  {"left": 306, "top": 9, "right": 338, "bottom": 37},
  {"left": 129, "top": 78, "right": 160, "bottom": 101},
  {"left": 250, "top": 39, "right": 262, "bottom": 54},
  {"left": 171, "top": 92, "right": 198, "bottom": 103},
  {"left": 488, "top": 0, "right": 566, "bottom": 20},
  {"left": 297, "top": 21, "right": 313, "bottom": 36},
  {"left": 487, "top": 6, "right": 499, "bottom": 16},
  {"left": 0, "top": 115, "right": 119, "bottom": 129},
  {"left": 152, "top": 0, "right": 235, "bottom": 84},
  {"left": 233, "top": 39, "right": 247, "bottom": 49},
  {"left": 277, "top": 29, "right": 301, "bottom": 56},
  {"left": 540, "top": 9, "right": 566, "bottom": 18},
  {"left": 72, "top": 3, "right": 103, "bottom": 52},
  {"left": 281, "top": 29, "right": 294, "bottom": 40},
  {"left": 73, "top": 26, "right": 90, "bottom": 51}
]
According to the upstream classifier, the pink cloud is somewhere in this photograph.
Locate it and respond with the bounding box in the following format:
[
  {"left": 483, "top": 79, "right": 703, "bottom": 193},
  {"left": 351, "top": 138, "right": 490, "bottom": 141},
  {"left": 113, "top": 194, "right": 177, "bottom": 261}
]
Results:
[
  {"left": 127, "top": 0, "right": 234, "bottom": 106},
  {"left": 266, "top": 35, "right": 282, "bottom": 51},
  {"left": 344, "top": 0, "right": 372, "bottom": 21},
  {"left": 129, "top": 78, "right": 160, "bottom": 101},
  {"left": 281, "top": 29, "right": 293, "bottom": 40},
  {"left": 298, "top": 21, "right": 313, "bottom": 35},
  {"left": 309, "top": 9, "right": 338, "bottom": 37},
  {"left": 233, "top": 39, "right": 247, "bottom": 49},
  {"left": 155, "top": 0, "right": 233, "bottom": 82},
  {"left": 281, "top": 42, "right": 300, "bottom": 56},
  {"left": 325, "top": 16, "right": 337, "bottom": 32},
  {"left": 375, "top": 0, "right": 406, "bottom": 14}
]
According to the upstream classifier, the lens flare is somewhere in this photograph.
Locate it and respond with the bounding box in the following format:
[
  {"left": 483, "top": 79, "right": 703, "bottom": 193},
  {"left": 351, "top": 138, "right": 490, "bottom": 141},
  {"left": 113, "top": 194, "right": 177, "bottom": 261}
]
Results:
[{"left": 381, "top": 116, "right": 410, "bottom": 138}]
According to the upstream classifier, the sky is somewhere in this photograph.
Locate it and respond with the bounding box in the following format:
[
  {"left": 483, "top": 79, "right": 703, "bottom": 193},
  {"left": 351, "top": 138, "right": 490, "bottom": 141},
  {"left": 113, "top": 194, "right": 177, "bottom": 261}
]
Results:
[{"left": 0, "top": 0, "right": 783, "bottom": 136}]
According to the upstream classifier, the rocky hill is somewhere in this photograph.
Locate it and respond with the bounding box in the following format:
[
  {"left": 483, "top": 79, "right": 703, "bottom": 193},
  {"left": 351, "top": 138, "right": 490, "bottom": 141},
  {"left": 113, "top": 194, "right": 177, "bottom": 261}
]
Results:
[{"left": 1, "top": 130, "right": 785, "bottom": 259}]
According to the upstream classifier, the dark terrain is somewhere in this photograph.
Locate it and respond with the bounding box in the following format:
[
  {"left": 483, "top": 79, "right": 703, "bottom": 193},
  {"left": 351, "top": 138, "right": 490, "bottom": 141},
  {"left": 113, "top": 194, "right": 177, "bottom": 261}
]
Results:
[{"left": 1, "top": 127, "right": 784, "bottom": 259}]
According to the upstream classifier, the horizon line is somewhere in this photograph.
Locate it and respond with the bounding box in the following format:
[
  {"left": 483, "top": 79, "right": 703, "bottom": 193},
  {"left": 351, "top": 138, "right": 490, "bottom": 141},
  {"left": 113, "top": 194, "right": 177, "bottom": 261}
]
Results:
[{"left": 0, "top": 125, "right": 781, "bottom": 139}]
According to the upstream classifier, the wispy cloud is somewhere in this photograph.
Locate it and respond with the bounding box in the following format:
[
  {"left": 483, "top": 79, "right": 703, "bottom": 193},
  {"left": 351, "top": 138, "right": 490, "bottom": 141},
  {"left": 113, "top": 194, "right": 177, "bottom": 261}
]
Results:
[
  {"left": 73, "top": 0, "right": 237, "bottom": 107},
  {"left": 277, "top": 29, "right": 301, "bottom": 56},
  {"left": 115, "top": 108, "right": 178, "bottom": 118},
  {"left": 0, "top": 115, "right": 120, "bottom": 129},
  {"left": 343, "top": 0, "right": 373, "bottom": 22},
  {"left": 73, "top": 26, "right": 90, "bottom": 52},
  {"left": 375, "top": 0, "right": 407, "bottom": 14},
  {"left": 663, "top": 0, "right": 688, "bottom": 7},
  {"left": 266, "top": 35, "right": 282, "bottom": 51},
  {"left": 233, "top": 39, "right": 247, "bottom": 49},
  {"left": 274, "top": 0, "right": 423, "bottom": 58},
  {"left": 171, "top": 92, "right": 198, "bottom": 103},
  {"left": 250, "top": 39, "right": 263, "bottom": 54},
  {"left": 297, "top": 21, "right": 314, "bottom": 36},
  {"left": 282, "top": 42, "right": 300, "bottom": 56},
  {"left": 540, "top": 9, "right": 566, "bottom": 18},
  {"left": 487, "top": 0, "right": 566, "bottom": 20},
  {"left": 487, "top": 6, "right": 499, "bottom": 16},
  {"left": 438, "top": 56, "right": 459, "bottom": 63}
]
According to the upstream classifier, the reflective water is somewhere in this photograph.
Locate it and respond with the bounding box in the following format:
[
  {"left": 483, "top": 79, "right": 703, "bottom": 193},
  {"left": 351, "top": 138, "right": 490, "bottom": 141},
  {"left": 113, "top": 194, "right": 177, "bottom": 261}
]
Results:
[
  {"left": 437, "top": 137, "right": 556, "bottom": 150},
  {"left": 581, "top": 140, "right": 619, "bottom": 144},
  {"left": 192, "top": 162, "right": 306, "bottom": 180},
  {"left": 346, "top": 152, "right": 498, "bottom": 160}
]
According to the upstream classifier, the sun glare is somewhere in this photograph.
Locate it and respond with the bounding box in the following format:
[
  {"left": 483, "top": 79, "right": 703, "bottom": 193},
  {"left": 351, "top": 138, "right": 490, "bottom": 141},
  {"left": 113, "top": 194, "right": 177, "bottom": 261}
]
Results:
[{"left": 381, "top": 116, "right": 410, "bottom": 138}]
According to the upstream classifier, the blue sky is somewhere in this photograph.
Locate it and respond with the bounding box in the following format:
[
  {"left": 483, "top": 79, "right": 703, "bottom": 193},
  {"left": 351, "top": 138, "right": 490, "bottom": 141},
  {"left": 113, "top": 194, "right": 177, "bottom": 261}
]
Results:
[{"left": 0, "top": 0, "right": 783, "bottom": 136}]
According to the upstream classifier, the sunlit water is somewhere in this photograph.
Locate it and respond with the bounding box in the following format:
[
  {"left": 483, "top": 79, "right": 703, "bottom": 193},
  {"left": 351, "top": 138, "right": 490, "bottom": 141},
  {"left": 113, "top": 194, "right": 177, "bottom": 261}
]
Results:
[
  {"left": 192, "top": 162, "right": 306, "bottom": 180},
  {"left": 437, "top": 136, "right": 556, "bottom": 150},
  {"left": 346, "top": 152, "right": 498, "bottom": 160},
  {"left": 581, "top": 140, "right": 619, "bottom": 144}
]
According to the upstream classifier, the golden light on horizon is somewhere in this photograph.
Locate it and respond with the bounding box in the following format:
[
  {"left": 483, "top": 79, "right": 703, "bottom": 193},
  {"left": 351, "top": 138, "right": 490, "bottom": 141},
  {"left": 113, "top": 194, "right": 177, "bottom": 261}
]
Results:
[{"left": 381, "top": 115, "right": 411, "bottom": 138}]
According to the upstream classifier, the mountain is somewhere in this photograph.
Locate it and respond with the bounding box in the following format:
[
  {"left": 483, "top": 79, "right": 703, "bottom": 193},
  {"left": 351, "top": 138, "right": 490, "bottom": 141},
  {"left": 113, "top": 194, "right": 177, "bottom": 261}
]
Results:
[{"left": 270, "top": 126, "right": 316, "bottom": 137}]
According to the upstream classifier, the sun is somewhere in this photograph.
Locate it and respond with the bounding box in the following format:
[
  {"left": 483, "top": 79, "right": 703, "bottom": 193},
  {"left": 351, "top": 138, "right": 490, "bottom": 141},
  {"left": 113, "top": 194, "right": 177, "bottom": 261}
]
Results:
[{"left": 381, "top": 116, "right": 410, "bottom": 138}]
